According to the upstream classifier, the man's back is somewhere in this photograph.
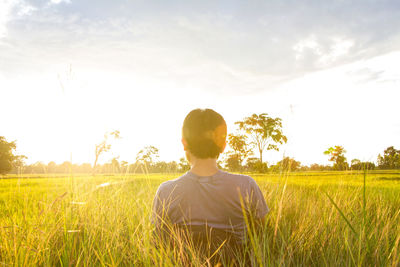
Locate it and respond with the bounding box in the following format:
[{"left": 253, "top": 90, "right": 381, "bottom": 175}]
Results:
[{"left": 152, "top": 170, "right": 269, "bottom": 243}]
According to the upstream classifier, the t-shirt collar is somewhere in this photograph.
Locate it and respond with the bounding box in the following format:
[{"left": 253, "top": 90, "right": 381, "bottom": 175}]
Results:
[{"left": 186, "top": 169, "right": 223, "bottom": 180}]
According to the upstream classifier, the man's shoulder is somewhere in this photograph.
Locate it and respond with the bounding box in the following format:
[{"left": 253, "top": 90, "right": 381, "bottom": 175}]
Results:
[
  {"left": 219, "top": 170, "right": 252, "bottom": 179},
  {"left": 156, "top": 173, "right": 190, "bottom": 195},
  {"left": 218, "top": 170, "right": 255, "bottom": 185}
]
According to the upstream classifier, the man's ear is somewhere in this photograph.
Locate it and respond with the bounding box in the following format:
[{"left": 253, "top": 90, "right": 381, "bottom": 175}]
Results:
[
  {"left": 221, "top": 140, "right": 227, "bottom": 153},
  {"left": 213, "top": 123, "right": 227, "bottom": 153},
  {"left": 181, "top": 138, "right": 188, "bottom": 151}
]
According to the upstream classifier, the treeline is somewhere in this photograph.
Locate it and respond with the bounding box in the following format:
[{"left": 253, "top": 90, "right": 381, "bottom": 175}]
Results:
[
  {"left": 2, "top": 113, "right": 400, "bottom": 175},
  {"left": 16, "top": 158, "right": 190, "bottom": 174},
  {"left": 232, "top": 145, "right": 398, "bottom": 172},
  {"left": 9, "top": 145, "right": 399, "bottom": 174}
]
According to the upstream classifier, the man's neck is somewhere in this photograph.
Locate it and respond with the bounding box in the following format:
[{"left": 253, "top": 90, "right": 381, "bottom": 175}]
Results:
[{"left": 189, "top": 157, "right": 219, "bottom": 177}]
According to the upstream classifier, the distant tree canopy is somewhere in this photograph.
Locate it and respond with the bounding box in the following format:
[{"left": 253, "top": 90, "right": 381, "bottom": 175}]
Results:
[
  {"left": 350, "top": 159, "right": 375, "bottom": 170},
  {"left": 235, "top": 113, "right": 287, "bottom": 164},
  {"left": 227, "top": 134, "right": 251, "bottom": 160},
  {"left": 178, "top": 157, "right": 190, "bottom": 172},
  {"left": 225, "top": 154, "right": 242, "bottom": 172},
  {"left": 377, "top": 146, "right": 400, "bottom": 169},
  {"left": 244, "top": 157, "right": 268, "bottom": 173},
  {"left": 225, "top": 133, "right": 252, "bottom": 172},
  {"left": 14, "top": 145, "right": 400, "bottom": 174},
  {"left": 275, "top": 157, "right": 301, "bottom": 172},
  {"left": 136, "top": 145, "right": 159, "bottom": 167},
  {"left": 18, "top": 157, "right": 183, "bottom": 175},
  {"left": 0, "top": 136, "right": 25, "bottom": 175},
  {"left": 308, "top": 164, "right": 332, "bottom": 171},
  {"left": 324, "top": 146, "right": 348, "bottom": 170}
]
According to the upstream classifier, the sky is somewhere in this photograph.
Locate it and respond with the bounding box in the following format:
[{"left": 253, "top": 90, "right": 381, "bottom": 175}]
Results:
[{"left": 1, "top": 0, "right": 400, "bottom": 166}]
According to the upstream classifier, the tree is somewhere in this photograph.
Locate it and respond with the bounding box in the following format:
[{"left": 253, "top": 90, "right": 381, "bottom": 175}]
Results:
[
  {"left": 179, "top": 157, "right": 190, "bottom": 172},
  {"left": 324, "top": 146, "right": 348, "bottom": 170},
  {"left": 225, "top": 133, "right": 252, "bottom": 171},
  {"left": 167, "top": 161, "right": 179, "bottom": 173},
  {"left": 309, "top": 164, "right": 332, "bottom": 171},
  {"left": 153, "top": 161, "right": 178, "bottom": 173},
  {"left": 377, "top": 146, "right": 400, "bottom": 169},
  {"left": 12, "top": 155, "right": 27, "bottom": 174},
  {"left": 101, "top": 163, "right": 113, "bottom": 173},
  {"left": 227, "top": 134, "right": 252, "bottom": 160},
  {"left": 93, "top": 130, "right": 120, "bottom": 174},
  {"left": 120, "top": 161, "right": 129, "bottom": 173},
  {"left": 136, "top": 146, "right": 160, "bottom": 170},
  {"left": 351, "top": 159, "right": 361, "bottom": 169},
  {"left": 77, "top": 163, "right": 92, "bottom": 173},
  {"left": 235, "top": 113, "right": 287, "bottom": 164},
  {"left": 275, "top": 157, "right": 301, "bottom": 172},
  {"left": 111, "top": 157, "right": 120, "bottom": 173},
  {"left": 47, "top": 161, "right": 57, "bottom": 173},
  {"left": 351, "top": 159, "right": 375, "bottom": 170},
  {"left": 0, "top": 136, "right": 20, "bottom": 175},
  {"left": 60, "top": 161, "right": 72, "bottom": 173},
  {"left": 245, "top": 157, "right": 268, "bottom": 173},
  {"left": 31, "top": 162, "right": 47, "bottom": 174},
  {"left": 225, "top": 154, "right": 242, "bottom": 172}
]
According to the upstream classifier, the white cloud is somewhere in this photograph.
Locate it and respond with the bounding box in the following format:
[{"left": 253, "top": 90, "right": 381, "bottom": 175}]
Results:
[
  {"left": 293, "top": 35, "right": 322, "bottom": 59},
  {"left": 293, "top": 35, "right": 354, "bottom": 67},
  {"left": 0, "top": 0, "right": 37, "bottom": 39},
  {"left": 49, "top": 0, "right": 71, "bottom": 5},
  {"left": 16, "top": 2, "right": 36, "bottom": 16},
  {"left": 2, "top": 0, "right": 400, "bottom": 93},
  {"left": 330, "top": 38, "right": 354, "bottom": 59},
  {"left": 319, "top": 38, "right": 354, "bottom": 65},
  {"left": 0, "top": 0, "right": 15, "bottom": 39}
]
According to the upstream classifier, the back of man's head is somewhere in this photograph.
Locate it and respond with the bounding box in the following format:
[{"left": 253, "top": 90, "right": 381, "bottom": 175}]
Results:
[{"left": 182, "top": 109, "right": 227, "bottom": 159}]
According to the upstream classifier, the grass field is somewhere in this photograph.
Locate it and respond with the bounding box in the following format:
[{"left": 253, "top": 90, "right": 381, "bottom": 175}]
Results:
[{"left": 1, "top": 170, "right": 400, "bottom": 266}]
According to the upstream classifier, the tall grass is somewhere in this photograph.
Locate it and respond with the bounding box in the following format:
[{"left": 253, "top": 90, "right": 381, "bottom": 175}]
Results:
[{"left": 0, "top": 171, "right": 399, "bottom": 266}]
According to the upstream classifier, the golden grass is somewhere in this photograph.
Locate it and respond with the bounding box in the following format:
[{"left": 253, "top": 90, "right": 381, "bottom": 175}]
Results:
[{"left": 0, "top": 171, "right": 399, "bottom": 266}]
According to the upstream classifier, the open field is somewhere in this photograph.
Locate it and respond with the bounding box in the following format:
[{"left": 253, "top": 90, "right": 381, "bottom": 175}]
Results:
[{"left": 1, "top": 171, "right": 400, "bottom": 266}]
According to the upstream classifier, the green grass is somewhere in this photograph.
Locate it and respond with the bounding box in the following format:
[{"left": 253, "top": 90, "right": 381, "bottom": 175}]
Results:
[{"left": 1, "top": 171, "right": 400, "bottom": 266}]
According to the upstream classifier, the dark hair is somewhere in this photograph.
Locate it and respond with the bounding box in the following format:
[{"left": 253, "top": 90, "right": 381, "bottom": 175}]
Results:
[{"left": 182, "top": 109, "right": 227, "bottom": 159}]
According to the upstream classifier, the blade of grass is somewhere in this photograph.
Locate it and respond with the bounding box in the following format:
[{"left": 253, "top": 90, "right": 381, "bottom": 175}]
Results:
[{"left": 324, "top": 191, "right": 358, "bottom": 237}]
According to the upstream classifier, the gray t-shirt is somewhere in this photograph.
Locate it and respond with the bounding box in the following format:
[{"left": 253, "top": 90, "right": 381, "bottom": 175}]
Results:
[{"left": 151, "top": 170, "right": 269, "bottom": 241}]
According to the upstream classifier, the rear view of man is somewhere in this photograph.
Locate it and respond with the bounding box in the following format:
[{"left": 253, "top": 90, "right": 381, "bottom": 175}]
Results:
[{"left": 152, "top": 108, "right": 269, "bottom": 265}]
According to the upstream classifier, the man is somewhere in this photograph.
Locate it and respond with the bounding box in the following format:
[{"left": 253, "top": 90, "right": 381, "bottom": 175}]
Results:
[{"left": 151, "top": 108, "right": 269, "bottom": 264}]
